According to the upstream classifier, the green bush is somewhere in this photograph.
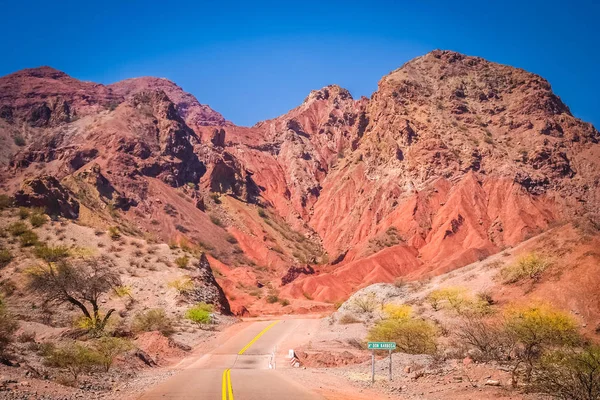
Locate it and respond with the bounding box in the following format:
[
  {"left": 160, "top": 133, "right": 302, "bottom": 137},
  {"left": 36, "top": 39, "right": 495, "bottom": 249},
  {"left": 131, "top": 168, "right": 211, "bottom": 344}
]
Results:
[
  {"left": 34, "top": 244, "right": 70, "bottom": 263},
  {"left": 108, "top": 226, "right": 121, "bottom": 240},
  {"left": 185, "top": 303, "right": 213, "bottom": 324},
  {"left": 19, "top": 230, "right": 39, "bottom": 247},
  {"left": 0, "top": 249, "right": 13, "bottom": 268},
  {"left": 427, "top": 287, "right": 491, "bottom": 315},
  {"left": 210, "top": 215, "right": 223, "bottom": 227},
  {"left": 174, "top": 256, "right": 190, "bottom": 268},
  {"left": 132, "top": 309, "right": 174, "bottom": 336},
  {"left": 0, "top": 298, "right": 18, "bottom": 355},
  {"left": 279, "top": 299, "right": 290, "bottom": 307},
  {"left": 351, "top": 292, "right": 378, "bottom": 314},
  {"left": 266, "top": 294, "right": 279, "bottom": 304},
  {"left": 368, "top": 317, "right": 438, "bottom": 355},
  {"left": 0, "top": 195, "right": 12, "bottom": 210},
  {"left": 338, "top": 313, "right": 361, "bottom": 325},
  {"left": 225, "top": 234, "right": 238, "bottom": 244},
  {"left": 500, "top": 253, "right": 550, "bottom": 284},
  {"left": 17, "top": 207, "right": 30, "bottom": 219},
  {"left": 43, "top": 341, "right": 103, "bottom": 381},
  {"left": 29, "top": 212, "right": 47, "bottom": 228},
  {"left": 112, "top": 285, "right": 132, "bottom": 298},
  {"left": 8, "top": 221, "right": 29, "bottom": 236},
  {"left": 167, "top": 277, "right": 194, "bottom": 294},
  {"left": 93, "top": 337, "right": 132, "bottom": 372},
  {"left": 13, "top": 135, "right": 26, "bottom": 147}
]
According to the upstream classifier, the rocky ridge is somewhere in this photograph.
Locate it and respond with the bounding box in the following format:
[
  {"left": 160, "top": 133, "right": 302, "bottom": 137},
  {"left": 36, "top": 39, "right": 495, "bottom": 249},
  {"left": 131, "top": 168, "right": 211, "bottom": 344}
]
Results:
[{"left": 1, "top": 50, "right": 599, "bottom": 311}]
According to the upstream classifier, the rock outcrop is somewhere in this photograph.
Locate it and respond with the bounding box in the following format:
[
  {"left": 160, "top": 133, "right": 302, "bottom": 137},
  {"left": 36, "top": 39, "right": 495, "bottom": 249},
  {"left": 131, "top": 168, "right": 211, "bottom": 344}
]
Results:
[{"left": 13, "top": 176, "right": 79, "bottom": 218}]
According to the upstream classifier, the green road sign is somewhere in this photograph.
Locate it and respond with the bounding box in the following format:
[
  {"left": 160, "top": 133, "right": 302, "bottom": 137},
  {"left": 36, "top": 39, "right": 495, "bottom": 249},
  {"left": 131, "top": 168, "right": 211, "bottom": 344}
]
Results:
[{"left": 368, "top": 342, "right": 396, "bottom": 350}]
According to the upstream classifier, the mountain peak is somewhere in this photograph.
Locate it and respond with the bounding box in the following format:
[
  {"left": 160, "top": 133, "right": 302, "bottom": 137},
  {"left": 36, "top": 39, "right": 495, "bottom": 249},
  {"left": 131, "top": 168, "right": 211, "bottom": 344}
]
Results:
[
  {"left": 304, "top": 84, "right": 353, "bottom": 104},
  {"left": 6, "top": 66, "right": 69, "bottom": 80}
]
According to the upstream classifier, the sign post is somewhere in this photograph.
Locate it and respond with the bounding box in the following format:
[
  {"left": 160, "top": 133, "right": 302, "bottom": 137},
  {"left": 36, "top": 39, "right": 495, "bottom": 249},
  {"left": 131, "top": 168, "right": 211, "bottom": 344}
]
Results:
[{"left": 367, "top": 342, "right": 396, "bottom": 384}]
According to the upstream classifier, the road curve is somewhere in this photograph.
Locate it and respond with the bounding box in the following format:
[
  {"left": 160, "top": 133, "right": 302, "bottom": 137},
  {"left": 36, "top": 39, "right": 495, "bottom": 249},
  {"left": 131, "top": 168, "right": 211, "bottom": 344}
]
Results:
[{"left": 139, "top": 319, "right": 323, "bottom": 400}]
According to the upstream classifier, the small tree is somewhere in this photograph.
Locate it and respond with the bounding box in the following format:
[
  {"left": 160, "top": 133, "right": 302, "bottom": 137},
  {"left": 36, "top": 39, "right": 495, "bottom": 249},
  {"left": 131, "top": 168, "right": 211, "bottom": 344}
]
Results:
[
  {"left": 533, "top": 345, "right": 600, "bottom": 400},
  {"left": 27, "top": 256, "right": 121, "bottom": 334},
  {"left": 503, "top": 304, "right": 580, "bottom": 386},
  {"left": 455, "top": 315, "right": 507, "bottom": 361}
]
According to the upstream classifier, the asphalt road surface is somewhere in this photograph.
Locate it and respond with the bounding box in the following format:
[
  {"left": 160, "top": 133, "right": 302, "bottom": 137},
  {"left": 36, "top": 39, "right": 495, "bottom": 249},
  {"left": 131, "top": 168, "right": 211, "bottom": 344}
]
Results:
[{"left": 139, "top": 319, "right": 324, "bottom": 400}]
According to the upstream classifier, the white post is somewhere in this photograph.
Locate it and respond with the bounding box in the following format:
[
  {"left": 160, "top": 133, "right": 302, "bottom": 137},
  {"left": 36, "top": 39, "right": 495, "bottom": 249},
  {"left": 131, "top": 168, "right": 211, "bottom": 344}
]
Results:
[
  {"left": 371, "top": 350, "right": 375, "bottom": 384},
  {"left": 389, "top": 349, "right": 392, "bottom": 381}
]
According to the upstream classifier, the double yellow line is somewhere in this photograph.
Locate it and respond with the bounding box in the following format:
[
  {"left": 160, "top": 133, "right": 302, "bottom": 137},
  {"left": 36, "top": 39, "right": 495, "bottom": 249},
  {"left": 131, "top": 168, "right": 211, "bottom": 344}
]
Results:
[
  {"left": 221, "top": 368, "right": 234, "bottom": 400},
  {"left": 221, "top": 320, "right": 281, "bottom": 399}
]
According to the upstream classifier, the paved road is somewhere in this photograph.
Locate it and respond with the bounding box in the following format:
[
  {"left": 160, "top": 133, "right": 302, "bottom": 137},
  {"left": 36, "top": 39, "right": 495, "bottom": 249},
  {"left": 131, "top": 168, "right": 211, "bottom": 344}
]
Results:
[{"left": 139, "top": 319, "right": 323, "bottom": 400}]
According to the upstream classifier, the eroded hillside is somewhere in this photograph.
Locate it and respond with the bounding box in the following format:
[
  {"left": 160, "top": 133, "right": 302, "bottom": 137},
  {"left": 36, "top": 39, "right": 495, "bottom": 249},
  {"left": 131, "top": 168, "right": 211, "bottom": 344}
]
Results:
[{"left": 1, "top": 50, "right": 599, "bottom": 315}]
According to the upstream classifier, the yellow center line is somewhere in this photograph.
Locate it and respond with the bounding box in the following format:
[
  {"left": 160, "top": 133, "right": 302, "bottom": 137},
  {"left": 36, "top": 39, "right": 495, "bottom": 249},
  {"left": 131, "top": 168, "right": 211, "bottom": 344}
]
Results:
[
  {"left": 237, "top": 320, "right": 280, "bottom": 355},
  {"left": 227, "top": 369, "right": 234, "bottom": 400},
  {"left": 221, "top": 369, "right": 227, "bottom": 400}
]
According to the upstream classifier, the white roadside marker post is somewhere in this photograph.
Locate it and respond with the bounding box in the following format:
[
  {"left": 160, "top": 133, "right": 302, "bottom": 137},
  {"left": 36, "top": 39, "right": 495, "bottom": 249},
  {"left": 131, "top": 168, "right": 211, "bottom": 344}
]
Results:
[
  {"left": 389, "top": 349, "right": 392, "bottom": 381},
  {"left": 371, "top": 349, "right": 375, "bottom": 384}
]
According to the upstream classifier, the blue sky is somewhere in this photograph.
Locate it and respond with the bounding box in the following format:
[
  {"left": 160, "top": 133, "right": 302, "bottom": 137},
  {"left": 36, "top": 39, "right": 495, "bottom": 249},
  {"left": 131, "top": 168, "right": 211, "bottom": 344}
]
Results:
[{"left": 1, "top": 0, "right": 598, "bottom": 127}]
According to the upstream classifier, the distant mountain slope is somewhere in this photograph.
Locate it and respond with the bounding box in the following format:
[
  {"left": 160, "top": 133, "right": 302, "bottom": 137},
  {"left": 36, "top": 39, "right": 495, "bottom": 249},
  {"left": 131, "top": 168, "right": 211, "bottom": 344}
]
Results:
[{"left": 1, "top": 50, "right": 598, "bottom": 313}]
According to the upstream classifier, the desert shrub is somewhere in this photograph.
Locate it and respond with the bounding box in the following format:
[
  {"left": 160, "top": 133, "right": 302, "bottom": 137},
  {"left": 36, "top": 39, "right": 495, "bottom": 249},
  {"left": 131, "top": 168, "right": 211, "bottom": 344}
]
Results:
[
  {"left": 279, "top": 299, "right": 290, "bottom": 307},
  {"left": 168, "top": 277, "right": 194, "bottom": 294},
  {"left": 107, "top": 226, "right": 121, "bottom": 240},
  {"left": 13, "top": 135, "right": 26, "bottom": 147},
  {"left": 338, "top": 313, "right": 361, "bottom": 325},
  {"left": 500, "top": 253, "right": 550, "bottom": 284},
  {"left": 266, "top": 294, "right": 279, "bottom": 304},
  {"left": 0, "top": 195, "right": 12, "bottom": 210},
  {"left": 132, "top": 309, "right": 174, "bottom": 336},
  {"left": 351, "top": 292, "right": 378, "bottom": 314},
  {"left": 383, "top": 304, "right": 412, "bottom": 320},
  {"left": 174, "top": 256, "right": 190, "bottom": 268},
  {"left": 0, "top": 249, "right": 13, "bottom": 268},
  {"left": 225, "top": 234, "right": 238, "bottom": 244},
  {"left": 368, "top": 317, "right": 438, "bottom": 354},
  {"left": 18, "top": 207, "right": 30, "bottom": 219},
  {"left": 210, "top": 193, "right": 221, "bottom": 204},
  {"left": 455, "top": 315, "right": 506, "bottom": 361},
  {"left": 29, "top": 213, "right": 46, "bottom": 228},
  {"left": 8, "top": 221, "right": 29, "bottom": 236},
  {"left": 503, "top": 304, "right": 580, "bottom": 384},
  {"left": 258, "top": 208, "right": 268, "bottom": 219},
  {"left": 113, "top": 286, "right": 132, "bottom": 298},
  {"left": 533, "top": 345, "right": 600, "bottom": 400},
  {"left": 19, "top": 230, "right": 39, "bottom": 247},
  {"left": 43, "top": 341, "right": 102, "bottom": 381},
  {"left": 427, "top": 287, "right": 468, "bottom": 311},
  {"left": 427, "top": 287, "right": 491, "bottom": 315},
  {"left": 34, "top": 244, "right": 70, "bottom": 263},
  {"left": 0, "top": 298, "right": 18, "bottom": 355},
  {"left": 185, "top": 303, "right": 213, "bottom": 324},
  {"left": 210, "top": 215, "right": 223, "bottom": 227},
  {"left": 93, "top": 337, "right": 132, "bottom": 372}
]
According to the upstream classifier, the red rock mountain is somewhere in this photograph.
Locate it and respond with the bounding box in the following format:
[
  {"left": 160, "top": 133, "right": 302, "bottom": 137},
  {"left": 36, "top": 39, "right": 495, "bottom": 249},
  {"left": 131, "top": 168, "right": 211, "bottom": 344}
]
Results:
[{"left": 1, "top": 50, "right": 598, "bottom": 314}]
